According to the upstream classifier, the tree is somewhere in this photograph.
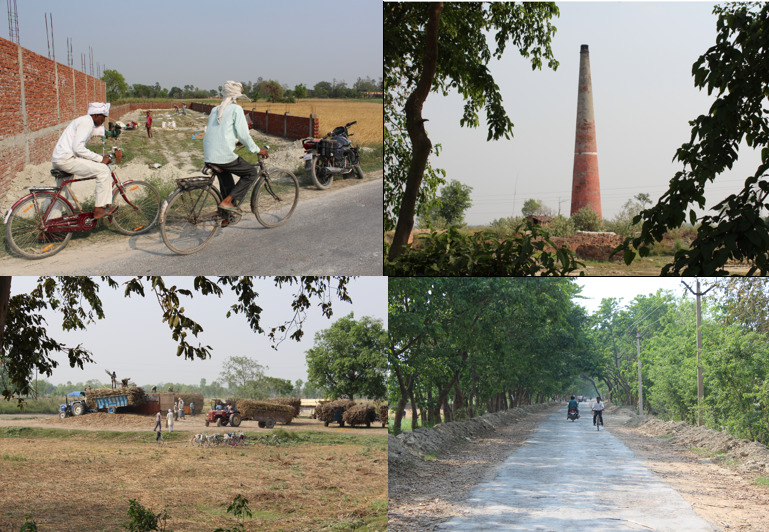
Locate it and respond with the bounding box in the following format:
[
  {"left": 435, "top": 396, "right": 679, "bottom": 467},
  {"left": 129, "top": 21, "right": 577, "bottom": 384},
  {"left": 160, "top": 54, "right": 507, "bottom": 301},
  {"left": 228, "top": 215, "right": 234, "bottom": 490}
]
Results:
[
  {"left": 102, "top": 69, "right": 128, "bottom": 101},
  {"left": 313, "top": 81, "right": 332, "bottom": 98},
  {"left": 0, "top": 276, "right": 351, "bottom": 403},
  {"left": 604, "top": 193, "right": 651, "bottom": 238},
  {"left": 262, "top": 80, "right": 283, "bottom": 103},
  {"left": 619, "top": 3, "right": 769, "bottom": 274},
  {"left": 306, "top": 313, "right": 387, "bottom": 400},
  {"left": 418, "top": 179, "right": 473, "bottom": 228},
  {"left": 384, "top": 2, "right": 560, "bottom": 259},
  {"left": 219, "top": 355, "right": 266, "bottom": 394},
  {"left": 521, "top": 199, "right": 542, "bottom": 218},
  {"left": 294, "top": 84, "right": 307, "bottom": 99}
]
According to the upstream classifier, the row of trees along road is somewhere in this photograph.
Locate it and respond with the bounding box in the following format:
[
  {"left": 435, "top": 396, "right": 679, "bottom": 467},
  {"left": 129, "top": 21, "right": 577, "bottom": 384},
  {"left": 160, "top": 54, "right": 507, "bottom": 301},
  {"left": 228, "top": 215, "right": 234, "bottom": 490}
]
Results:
[
  {"left": 390, "top": 278, "right": 769, "bottom": 447},
  {"left": 389, "top": 278, "right": 593, "bottom": 433}
]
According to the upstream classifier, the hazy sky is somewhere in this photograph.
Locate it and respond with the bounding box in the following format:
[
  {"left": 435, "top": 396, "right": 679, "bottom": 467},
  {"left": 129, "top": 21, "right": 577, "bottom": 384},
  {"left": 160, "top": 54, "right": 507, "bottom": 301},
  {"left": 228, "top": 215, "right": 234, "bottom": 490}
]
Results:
[
  {"left": 419, "top": 2, "right": 762, "bottom": 225},
  {"left": 8, "top": 276, "right": 387, "bottom": 387},
  {"left": 10, "top": 0, "right": 382, "bottom": 90}
]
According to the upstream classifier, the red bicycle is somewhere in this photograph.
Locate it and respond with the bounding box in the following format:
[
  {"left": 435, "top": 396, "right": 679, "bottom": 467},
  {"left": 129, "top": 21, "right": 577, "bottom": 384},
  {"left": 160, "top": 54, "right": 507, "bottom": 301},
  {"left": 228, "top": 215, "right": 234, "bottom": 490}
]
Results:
[{"left": 4, "top": 154, "right": 161, "bottom": 259}]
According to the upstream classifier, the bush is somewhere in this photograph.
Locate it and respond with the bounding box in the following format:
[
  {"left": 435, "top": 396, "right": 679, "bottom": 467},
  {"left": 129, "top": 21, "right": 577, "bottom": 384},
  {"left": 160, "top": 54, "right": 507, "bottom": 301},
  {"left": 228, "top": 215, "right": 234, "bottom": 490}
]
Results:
[
  {"left": 547, "top": 215, "right": 576, "bottom": 237},
  {"left": 571, "top": 207, "right": 603, "bottom": 231},
  {"left": 124, "top": 499, "right": 168, "bottom": 532},
  {"left": 385, "top": 224, "right": 583, "bottom": 276}
]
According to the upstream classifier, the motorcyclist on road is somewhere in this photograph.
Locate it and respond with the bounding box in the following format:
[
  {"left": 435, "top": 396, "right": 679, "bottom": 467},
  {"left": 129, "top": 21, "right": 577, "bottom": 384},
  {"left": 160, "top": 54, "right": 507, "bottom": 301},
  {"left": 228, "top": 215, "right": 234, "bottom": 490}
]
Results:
[
  {"left": 592, "top": 396, "right": 605, "bottom": 426},
  {"left": 567, "top": 395, "right": 579, "bottom": 420}
]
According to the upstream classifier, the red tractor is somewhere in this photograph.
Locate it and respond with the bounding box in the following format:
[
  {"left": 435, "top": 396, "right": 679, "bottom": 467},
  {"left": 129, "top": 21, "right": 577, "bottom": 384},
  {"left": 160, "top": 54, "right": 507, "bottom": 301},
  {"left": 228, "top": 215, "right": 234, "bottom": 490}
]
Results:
[{"left": 205, "top": 406, "right": 242, "bottom": 427}]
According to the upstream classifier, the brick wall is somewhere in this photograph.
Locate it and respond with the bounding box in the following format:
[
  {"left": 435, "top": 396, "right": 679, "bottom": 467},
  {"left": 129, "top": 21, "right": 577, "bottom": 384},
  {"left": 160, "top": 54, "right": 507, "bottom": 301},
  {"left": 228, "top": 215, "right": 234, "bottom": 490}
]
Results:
[
  {"left": 0, "top": 36, "right": 106, "bottom": 203},
  {"left": 189, "top": 102, "right": 319, "bottom": 140}
]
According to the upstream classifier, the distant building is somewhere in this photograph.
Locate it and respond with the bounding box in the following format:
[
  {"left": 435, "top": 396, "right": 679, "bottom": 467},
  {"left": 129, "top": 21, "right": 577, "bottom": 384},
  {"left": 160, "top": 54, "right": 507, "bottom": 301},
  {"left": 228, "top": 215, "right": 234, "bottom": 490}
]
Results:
[{"left": 526, "top": 215, "right": 552, "bottom": 226}]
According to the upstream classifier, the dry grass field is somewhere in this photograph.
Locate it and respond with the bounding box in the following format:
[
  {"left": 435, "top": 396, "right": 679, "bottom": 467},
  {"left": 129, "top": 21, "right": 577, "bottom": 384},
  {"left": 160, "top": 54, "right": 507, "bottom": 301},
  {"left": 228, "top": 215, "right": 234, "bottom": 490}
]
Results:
[
  {"left": 240, "top": 99, "right": 383, "bottom": 145},
  {"left": 0, "top": 416, "right": 387, "bottom": 531}
]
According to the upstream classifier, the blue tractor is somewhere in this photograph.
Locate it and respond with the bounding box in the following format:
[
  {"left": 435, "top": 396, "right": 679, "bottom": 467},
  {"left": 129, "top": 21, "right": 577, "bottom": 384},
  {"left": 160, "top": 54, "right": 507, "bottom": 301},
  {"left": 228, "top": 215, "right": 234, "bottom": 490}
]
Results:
[{"left": 59, "top": 391, "right": 89, "bottom": 418}]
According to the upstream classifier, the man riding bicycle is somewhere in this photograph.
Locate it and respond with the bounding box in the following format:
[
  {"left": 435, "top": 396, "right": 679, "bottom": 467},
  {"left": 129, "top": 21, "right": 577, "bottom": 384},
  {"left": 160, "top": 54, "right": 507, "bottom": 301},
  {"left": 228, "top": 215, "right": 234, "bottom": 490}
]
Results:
[
  {"left": 51, "top": 102, "right": 115, "bottom": 219},
  {"left": 202, "top": 81, "right": 269, "bottom": 221},
  {"left": 592, "top": 396, "right": 605, "bottom": 426}
]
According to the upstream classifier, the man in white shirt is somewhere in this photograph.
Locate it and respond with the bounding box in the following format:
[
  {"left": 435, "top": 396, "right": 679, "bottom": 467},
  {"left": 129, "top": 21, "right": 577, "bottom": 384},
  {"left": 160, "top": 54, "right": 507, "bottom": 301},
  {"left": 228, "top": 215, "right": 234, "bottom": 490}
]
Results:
[
  {"left": 592, "top": 396, "right": 605, "bottom": 426},
  {"left": 203, "top": 81, "right": 268, "bottom": 216},
  {"left": 51, "top": 102, "right": 115, "bottom": 219}
]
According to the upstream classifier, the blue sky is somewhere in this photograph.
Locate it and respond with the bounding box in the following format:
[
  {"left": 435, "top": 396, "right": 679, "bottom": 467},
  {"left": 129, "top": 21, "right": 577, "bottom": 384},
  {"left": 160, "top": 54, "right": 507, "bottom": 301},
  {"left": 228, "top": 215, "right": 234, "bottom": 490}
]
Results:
[
  {"left": 8, "top": 276, "right": 387, "bottom": 387},
  {"left": 419, "top": 2, "right": 762, "bottom": 224},
  {"left": 9, "top": 0, "right": 382, "bottom": 91}
]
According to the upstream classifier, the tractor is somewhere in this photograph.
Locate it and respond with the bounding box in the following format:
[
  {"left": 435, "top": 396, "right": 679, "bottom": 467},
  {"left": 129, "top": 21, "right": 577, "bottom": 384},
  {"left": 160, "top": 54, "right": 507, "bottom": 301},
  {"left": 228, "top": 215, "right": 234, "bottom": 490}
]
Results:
[
  {"left": 59, "top": 391, "right": 89, "bottom": 418},
  {"left": 205, "top": 406, "right": 242, "bottom": 427}
]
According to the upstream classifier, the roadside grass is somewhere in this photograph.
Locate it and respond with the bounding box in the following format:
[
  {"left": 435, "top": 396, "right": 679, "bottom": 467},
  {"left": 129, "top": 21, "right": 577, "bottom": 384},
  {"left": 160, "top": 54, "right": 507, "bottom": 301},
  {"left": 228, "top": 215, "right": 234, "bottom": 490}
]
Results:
[
  {"left": 755, "top": 476, "right": 769, "bottom": 487},
  {"left": 0, "top": 397, "right": 62, "bottom": 414}
]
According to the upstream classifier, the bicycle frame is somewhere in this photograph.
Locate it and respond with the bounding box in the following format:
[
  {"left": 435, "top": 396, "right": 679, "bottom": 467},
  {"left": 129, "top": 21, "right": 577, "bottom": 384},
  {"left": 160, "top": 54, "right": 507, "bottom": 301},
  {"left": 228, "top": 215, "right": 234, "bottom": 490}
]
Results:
[{"left": 4, "top": 166, "right": 141, "bottom": 233}]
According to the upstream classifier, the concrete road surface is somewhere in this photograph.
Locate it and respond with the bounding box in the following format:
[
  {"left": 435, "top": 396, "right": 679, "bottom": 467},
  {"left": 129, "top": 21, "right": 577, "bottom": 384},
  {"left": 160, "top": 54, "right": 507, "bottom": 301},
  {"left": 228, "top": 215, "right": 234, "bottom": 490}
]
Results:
[
  {"left": 0, "top": 179, "right": 382, "bottom": 275},
  {"left": 440, "top": 405, "right": 717, "bottom": 531}
]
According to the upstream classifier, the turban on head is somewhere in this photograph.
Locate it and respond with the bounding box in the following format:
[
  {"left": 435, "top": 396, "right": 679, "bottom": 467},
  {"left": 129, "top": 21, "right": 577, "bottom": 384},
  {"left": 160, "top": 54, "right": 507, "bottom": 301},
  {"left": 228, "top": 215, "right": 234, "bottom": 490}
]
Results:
[
  {"left": 217, "top": 81, "right": 251, "bottom": 123},
  {"left": 88, "top": 102, "right": 110, "bottom": 116}
]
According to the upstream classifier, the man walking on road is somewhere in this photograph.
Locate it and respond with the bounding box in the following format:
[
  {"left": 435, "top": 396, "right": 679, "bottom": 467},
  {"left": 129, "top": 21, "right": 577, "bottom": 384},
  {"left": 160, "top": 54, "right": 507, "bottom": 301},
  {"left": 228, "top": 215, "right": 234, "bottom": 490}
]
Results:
[{"left": 592, "top": 396, "right": 605, "bottom": 426}]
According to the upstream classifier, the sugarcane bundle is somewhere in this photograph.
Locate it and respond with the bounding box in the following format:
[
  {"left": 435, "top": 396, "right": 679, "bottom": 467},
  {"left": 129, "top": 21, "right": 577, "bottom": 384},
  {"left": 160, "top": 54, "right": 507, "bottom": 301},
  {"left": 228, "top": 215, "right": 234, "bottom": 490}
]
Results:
[
  {"left": 342, "top": 404, "right": 377, "bottom": 427},
  {"left": 378, "top": 404, "right": 389, "bottom": 425},
  {"left": 85, "top": 387, "right": 146, "bottom": 409},
  {"left": 267, "top": 397, "right": 301, "bottom": 417},
  {"left": 315, "top": 399, "right": 355, "bottom": 423},
  {"left": 176, "top": 393, "right": 204, "bottom": 410},
  {"left": 237, "top": 399, "right": 295, "bottom": 421}
]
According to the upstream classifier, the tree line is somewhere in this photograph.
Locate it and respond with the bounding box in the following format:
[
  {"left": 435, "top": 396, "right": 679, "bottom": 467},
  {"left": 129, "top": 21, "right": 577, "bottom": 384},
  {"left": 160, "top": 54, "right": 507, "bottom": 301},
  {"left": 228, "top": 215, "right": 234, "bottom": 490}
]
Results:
[
  {"left": 390, "top": 278, "right": 769, "bottom": 446},
  {"left": 102, "top": 69, "right": 383, "bottom": 103}
]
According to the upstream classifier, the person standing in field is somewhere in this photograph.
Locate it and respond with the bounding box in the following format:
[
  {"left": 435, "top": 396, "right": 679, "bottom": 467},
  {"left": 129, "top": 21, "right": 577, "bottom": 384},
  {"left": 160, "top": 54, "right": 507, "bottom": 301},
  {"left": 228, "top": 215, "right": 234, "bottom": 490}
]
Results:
[
  {"left": 166, "top": 409, "right": 174, "bottom": 432},
  {"left": 190, "top": 401, "right": 195, "bottom": 417},
  {"left": 146, "top": 111, "right": 153, "bottom": 138},
  {"left": 153, "top": 410, "right": 161, "bottom": 432},
  {"left": 178, "top": 397, "right": 184, "bottom": 419}
]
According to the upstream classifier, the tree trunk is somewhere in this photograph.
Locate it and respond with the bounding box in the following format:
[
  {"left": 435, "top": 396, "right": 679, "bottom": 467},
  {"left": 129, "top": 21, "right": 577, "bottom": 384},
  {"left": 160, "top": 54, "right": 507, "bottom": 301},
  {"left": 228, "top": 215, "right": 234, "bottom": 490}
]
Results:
[
  {"left": 0, "top": 276, "right": 10, "bottom": 348},
  {"left": 453, "top": 374, "right": 466, "bottom": 420},
  {"left": 388, "top": 2, "right": 444, "bottom": 259},
  {"left": 394, "top": 396, "right": 407, "bottom": 432}
]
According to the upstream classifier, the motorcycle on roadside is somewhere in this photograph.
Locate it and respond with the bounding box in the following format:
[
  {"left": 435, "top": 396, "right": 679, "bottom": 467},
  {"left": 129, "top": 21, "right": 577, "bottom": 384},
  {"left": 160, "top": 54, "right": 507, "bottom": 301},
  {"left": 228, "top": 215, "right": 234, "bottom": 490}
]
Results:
[{"left": 301, "top": 120, "right": 364, "bottom": 189}]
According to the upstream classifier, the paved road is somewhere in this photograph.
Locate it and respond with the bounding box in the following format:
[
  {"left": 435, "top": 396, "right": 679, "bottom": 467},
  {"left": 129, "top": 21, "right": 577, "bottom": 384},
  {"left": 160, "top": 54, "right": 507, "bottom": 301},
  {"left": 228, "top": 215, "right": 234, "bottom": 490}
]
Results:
[
  {"left": 0, "top": 178, "right": 382, "bottom": 275},
  {"left": 440, "top": 405, "right": 717, "bottom": 531}
]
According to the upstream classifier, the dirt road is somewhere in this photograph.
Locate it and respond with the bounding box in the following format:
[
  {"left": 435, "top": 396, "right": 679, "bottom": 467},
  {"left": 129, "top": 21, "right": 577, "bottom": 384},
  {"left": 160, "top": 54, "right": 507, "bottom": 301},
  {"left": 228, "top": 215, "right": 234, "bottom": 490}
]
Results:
[{"left": 438, "top": 405, "right": 717, "bottom": 530}]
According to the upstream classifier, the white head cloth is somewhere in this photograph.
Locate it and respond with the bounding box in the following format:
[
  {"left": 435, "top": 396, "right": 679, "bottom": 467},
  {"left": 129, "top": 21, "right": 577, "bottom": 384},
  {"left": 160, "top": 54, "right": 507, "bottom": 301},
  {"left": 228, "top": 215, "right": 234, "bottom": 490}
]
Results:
[
  {"left": 88, "top": 102, "right": 110, "bottom": 116},
  {"left": 217, "top": 81, "right": 250, "bottom": 123}
]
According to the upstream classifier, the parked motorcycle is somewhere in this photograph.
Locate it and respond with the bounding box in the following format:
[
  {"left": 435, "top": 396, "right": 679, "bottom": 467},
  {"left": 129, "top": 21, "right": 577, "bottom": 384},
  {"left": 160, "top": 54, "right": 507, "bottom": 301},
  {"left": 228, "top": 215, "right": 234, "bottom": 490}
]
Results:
[
  {"left": 302, "top": 120, "right": 364, "bottom": 189},
  {"left": 568, "top": 408, "right": 580, "bottom": 421}
]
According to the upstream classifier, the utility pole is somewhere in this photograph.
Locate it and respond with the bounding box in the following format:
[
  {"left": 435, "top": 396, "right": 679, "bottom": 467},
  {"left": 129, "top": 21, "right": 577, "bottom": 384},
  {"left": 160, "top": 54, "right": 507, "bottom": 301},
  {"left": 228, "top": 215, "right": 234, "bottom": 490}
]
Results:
[
  {"left": 636, "top": 328, "right": 643, "bottom": 416},
  {"left": 682, "top": 278, "right": 715, "bottom": 426}
]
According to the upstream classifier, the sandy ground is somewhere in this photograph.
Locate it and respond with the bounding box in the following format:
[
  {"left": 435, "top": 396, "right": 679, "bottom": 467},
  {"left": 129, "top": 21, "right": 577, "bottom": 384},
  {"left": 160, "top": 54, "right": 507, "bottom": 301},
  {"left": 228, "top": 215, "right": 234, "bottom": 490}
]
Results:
[
  {"left": 0, "top": 412, "right": 388, "bottom": 436},
  {"left": 389, "top": 404, "right": 769, "bottom": 531}
]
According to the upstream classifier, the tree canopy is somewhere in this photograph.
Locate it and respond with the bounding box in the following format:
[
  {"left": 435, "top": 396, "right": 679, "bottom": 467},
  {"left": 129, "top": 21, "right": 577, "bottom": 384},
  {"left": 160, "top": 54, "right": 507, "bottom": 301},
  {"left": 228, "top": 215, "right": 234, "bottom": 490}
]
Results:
[
  {"left": 384, "top": 2, "right": 560, "bottom": 258},
  {"left": 305, "top": 313, "right": 387, "bottom": 400},
  {"left": 0, "top": 276, "right": 350, "bottom": 403},
  {"left": 619, "top": 3, "right": 769, "bottom": 274}
]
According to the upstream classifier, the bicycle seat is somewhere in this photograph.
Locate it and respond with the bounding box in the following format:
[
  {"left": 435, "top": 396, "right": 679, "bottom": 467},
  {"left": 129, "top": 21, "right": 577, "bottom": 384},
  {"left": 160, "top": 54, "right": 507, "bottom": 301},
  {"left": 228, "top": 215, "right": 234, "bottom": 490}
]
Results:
[
  {"left": 27, "top": 186, "right": 60, "bottom": 192},
  {"left": 204, "top": 163, "right": 224, "bottom": 175},
  {"left": 50, "top": 169, "right": 73, "bottom": 179}
]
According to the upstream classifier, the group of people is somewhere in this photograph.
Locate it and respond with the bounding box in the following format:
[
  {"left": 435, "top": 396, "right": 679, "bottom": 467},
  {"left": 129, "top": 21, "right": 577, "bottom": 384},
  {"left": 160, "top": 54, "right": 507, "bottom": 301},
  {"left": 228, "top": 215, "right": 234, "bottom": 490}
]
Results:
[
  {"left": 152, "top": 397, "right": 196, "bottom": 442},
  {"left": 566, "top": 395, "right": 604, "bottom": 426},
  {"left": 51, "top": 80, "right": 266, "bottom": 222}
]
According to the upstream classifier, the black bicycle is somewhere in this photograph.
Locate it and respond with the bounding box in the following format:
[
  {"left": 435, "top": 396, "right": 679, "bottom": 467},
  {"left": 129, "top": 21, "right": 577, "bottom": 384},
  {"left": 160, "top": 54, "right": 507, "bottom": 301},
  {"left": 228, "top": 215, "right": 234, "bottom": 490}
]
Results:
[
  {"left": 593, "top": 410, "right": 604, "bottom": 431},
  {"left": 159, "top": 148, "right": 299, "bottom": 255}
]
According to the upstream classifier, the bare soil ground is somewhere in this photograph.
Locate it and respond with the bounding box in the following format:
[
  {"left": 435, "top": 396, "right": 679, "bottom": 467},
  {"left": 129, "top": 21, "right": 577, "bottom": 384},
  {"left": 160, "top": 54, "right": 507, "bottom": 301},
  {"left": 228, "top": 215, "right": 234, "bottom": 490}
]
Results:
[
  {"left": 610, "top": 407, "right": 769, "bottom": 531},
  {"left": 388, "top": 404, "right": 559, "bottom": 531},
  {"left": 0, "top": 413, "right": 387, "bottom": 531}
]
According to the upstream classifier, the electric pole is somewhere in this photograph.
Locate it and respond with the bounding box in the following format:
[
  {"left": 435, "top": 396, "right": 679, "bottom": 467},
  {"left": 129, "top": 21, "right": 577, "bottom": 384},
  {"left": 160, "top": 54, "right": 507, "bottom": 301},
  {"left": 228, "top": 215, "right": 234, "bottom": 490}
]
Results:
[
  {"left": 682, "top": 278, "right": 715, "bottom": 426},
  {"left": 637, "top": 328, "right": 643, "bottom": 416}
]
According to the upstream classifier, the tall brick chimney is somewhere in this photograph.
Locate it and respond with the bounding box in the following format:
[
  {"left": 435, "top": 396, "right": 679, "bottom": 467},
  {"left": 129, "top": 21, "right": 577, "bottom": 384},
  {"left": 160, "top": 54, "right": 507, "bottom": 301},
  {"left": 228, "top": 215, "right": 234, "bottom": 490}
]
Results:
[{"left": 571, "top": 44, "right": 602, "bottom": 218}]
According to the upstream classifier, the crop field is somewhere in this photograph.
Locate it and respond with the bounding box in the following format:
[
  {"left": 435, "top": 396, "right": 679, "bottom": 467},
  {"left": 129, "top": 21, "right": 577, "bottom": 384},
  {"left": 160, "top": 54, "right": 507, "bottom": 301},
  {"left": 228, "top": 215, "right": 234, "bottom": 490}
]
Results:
[
  {"left": 240, "top": 99, "right": 383, "bottom": 145},
  {"left": 0, "top": 416, "right": 387, "bottom": 531}
]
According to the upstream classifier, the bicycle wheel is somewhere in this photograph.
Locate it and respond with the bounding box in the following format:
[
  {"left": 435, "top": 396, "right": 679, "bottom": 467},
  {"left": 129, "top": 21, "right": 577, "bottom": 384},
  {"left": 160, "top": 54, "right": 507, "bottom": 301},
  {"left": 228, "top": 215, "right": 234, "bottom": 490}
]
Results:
[
  {"left": 109, "top": 180, "right": 161, "bottom": 235},
  {"left": 251, "top": 169, "right": 299, "bottom": 228},
  {"left": 160, "top": 187, "right": 222, "bottom": 255},
  {"left": 5, "top": 192, "right": 74, "bottom": 259}
]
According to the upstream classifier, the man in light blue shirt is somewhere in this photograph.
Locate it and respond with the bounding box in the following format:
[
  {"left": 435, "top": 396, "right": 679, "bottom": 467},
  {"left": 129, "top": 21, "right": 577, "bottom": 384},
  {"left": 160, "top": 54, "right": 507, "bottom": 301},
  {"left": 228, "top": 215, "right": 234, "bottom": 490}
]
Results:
[{"left": 203, "top": 81, "right": 269, "bottom": 214}]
